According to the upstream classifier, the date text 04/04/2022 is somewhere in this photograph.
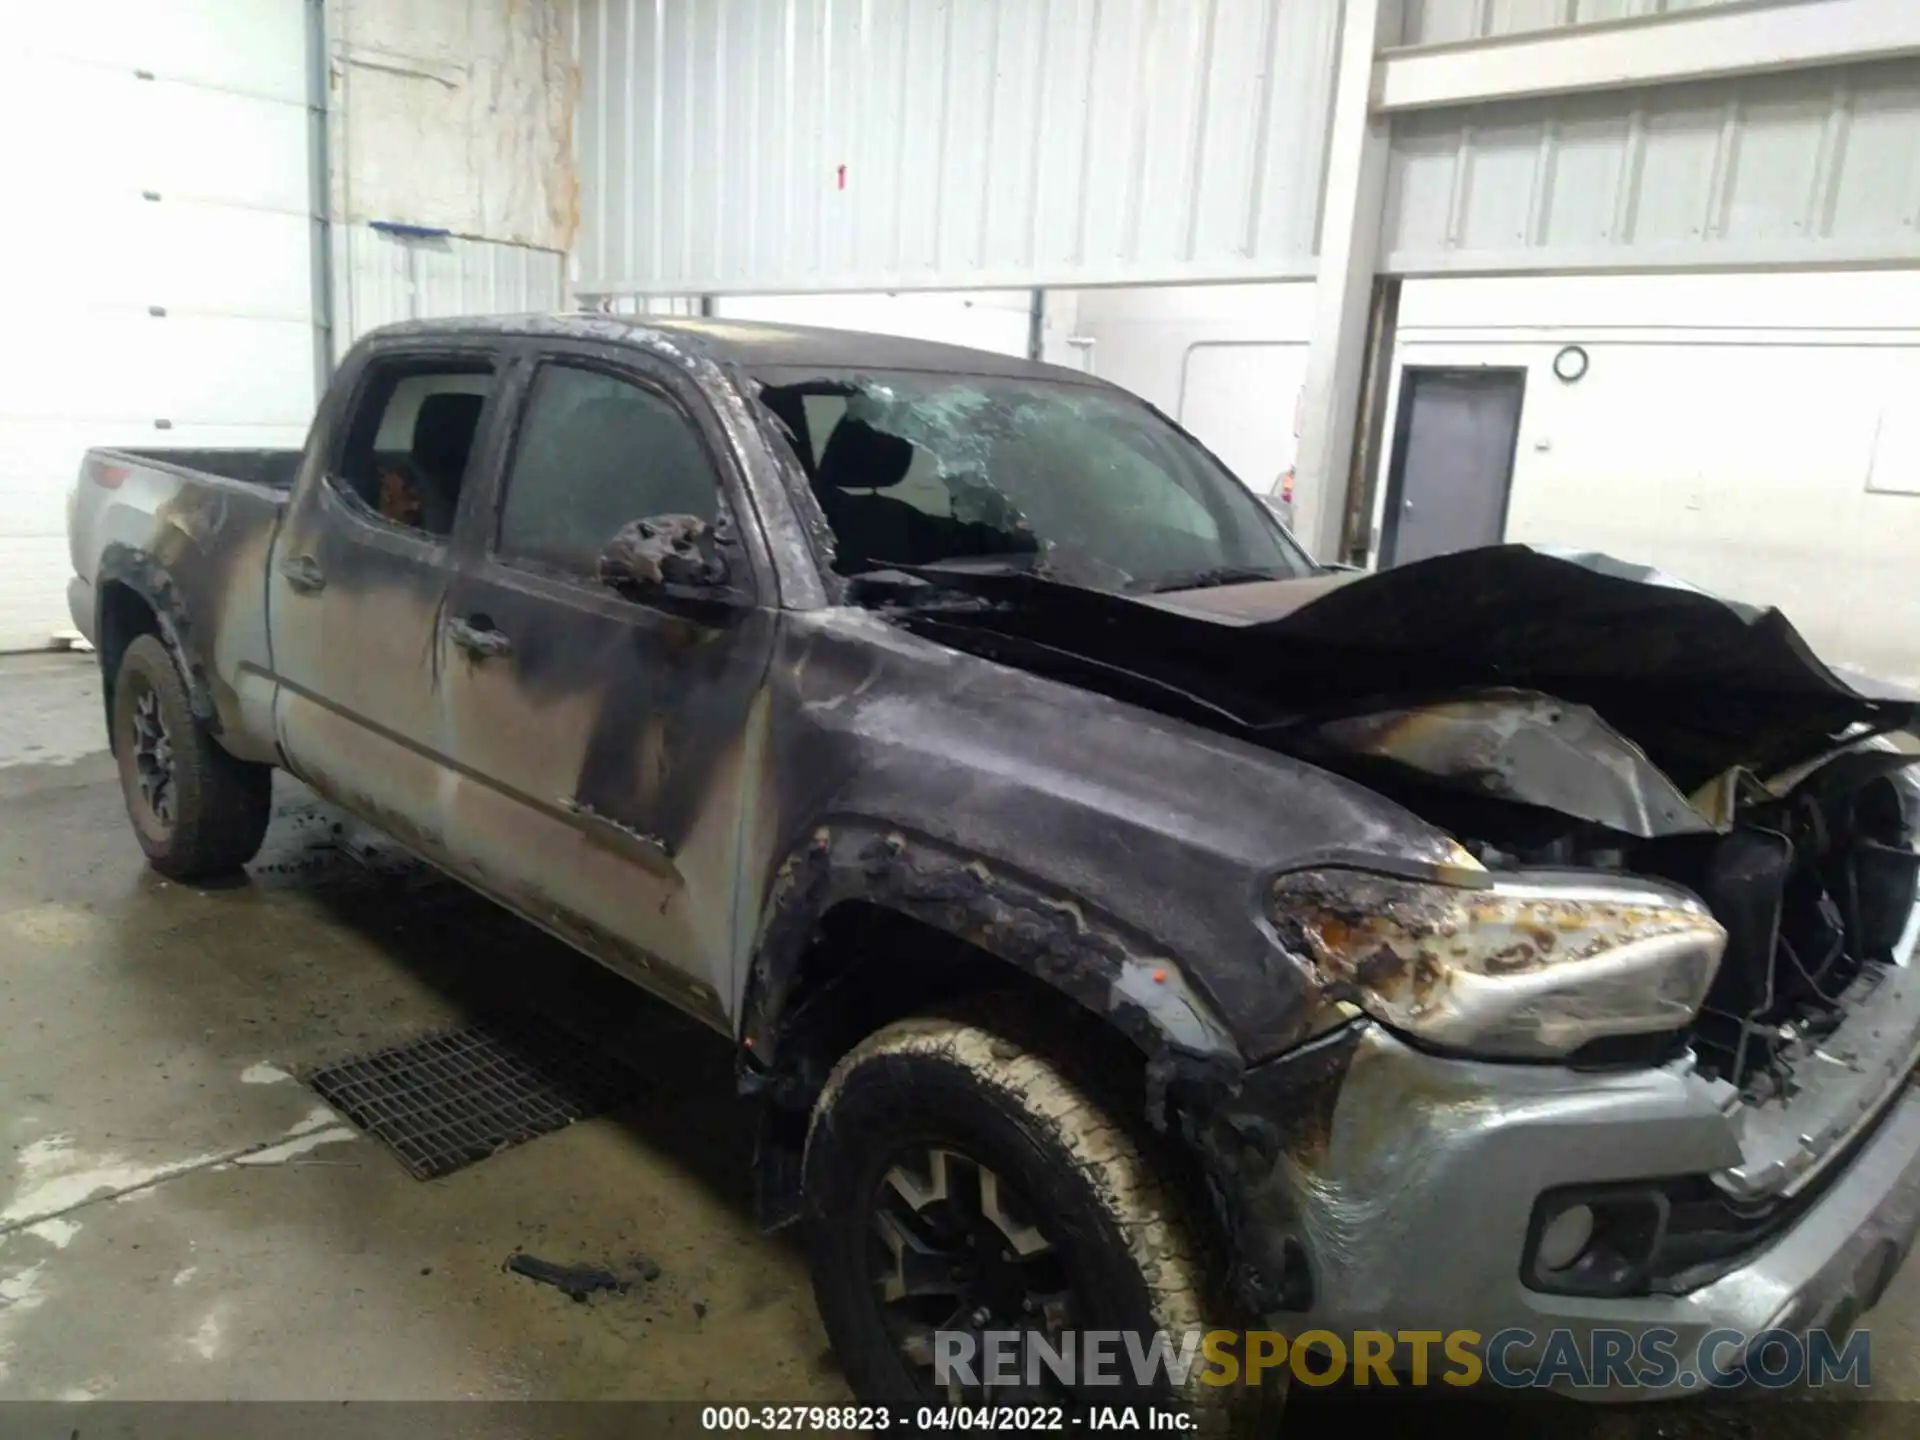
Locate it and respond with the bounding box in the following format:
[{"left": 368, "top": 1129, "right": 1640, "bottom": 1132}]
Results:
[{"left": 698, "top": 1404, "right": 1195, "bottom": 1431}]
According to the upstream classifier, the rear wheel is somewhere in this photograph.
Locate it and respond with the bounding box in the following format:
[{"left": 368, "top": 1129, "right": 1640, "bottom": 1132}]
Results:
[
  {"left": 112, "top": 633, "right": 271, "bottom": 880},
  {"left": 804, "top": 1009, "right": 1282, "bottom": 1435}
]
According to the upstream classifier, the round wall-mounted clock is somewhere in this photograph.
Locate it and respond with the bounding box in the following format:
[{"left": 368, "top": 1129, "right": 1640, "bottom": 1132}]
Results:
[{"left": 1552, "top": 344, "right": 1590, "bottom": 383}]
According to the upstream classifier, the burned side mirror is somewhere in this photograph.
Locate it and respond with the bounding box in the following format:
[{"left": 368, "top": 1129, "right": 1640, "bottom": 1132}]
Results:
[{"left": 597, "top": 514, "right": 733, "bottom": 598}]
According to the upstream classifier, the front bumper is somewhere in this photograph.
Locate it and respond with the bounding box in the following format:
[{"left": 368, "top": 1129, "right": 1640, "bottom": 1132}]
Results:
[{"left": 1218, "top": 1024, "right": 1920, "bottom": 1398}]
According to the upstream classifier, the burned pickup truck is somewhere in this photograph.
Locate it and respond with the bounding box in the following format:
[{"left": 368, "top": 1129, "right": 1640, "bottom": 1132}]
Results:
[{"left": 67, "top": 315, "right": 1920, "bottom": 1424}]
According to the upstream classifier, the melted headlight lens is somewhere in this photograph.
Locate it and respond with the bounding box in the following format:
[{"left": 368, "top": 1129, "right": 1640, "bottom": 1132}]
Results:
[{"left": 1268, "top": 868, "right": 1726, "bottom": 1058}]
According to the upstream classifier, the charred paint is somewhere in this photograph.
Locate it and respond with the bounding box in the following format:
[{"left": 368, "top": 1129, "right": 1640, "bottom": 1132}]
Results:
[
  {"left": 76, "top": 317, "right": 1506, "bottom": 1112},
  {"left": 94, "top": 469, "right": 286, "bottom": 755},
  {"left": 598, "top": 513, "right": 729, "bottom": 592},
  {"left": 69, "top": 312, "right": 1920, "bottom": 1338},
  {"left": 877, "top": 546, "right": 1920, "bottom": 795},
  {"left": 738, "top": 817, "right": 1241, "bottom": 1126},
  {"left": 738, "top": 603, "right": 1469, "bottom": 1071},
  {"left": 1300, "top": 689, "right": 1721, "bottom": 840},
  {"left": 1267, "top": 865, "right": 1724, "bottom": 1045}
]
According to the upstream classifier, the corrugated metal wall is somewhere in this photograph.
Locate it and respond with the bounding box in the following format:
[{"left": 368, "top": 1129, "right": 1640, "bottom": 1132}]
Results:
[
  {"left": 1383, "top": 57, "right": 1920, "bottom": 273},
  {"left": 592, "top": 295, "right": 704, "bottom": 316},
  {"left": 335, "top": 228, "right": 567, "bottom": 348},
  {"left": 1397, "top": 0, "right": 1745, "bottom": 47},
  {"left": 572, "top": 0, "right": 1341, "bottom": 298}
]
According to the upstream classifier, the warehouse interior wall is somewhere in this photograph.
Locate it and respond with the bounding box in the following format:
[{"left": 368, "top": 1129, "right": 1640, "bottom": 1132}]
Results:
[
  {"left": 1025, "top": 270, "right": 1920, "bottom": 684},
  {"left": 1059, "top": 284, "right": 1317, "bottom": 515},
  {"left": 0, "top": 0, "right": 319, "bottom": 651},
  {"left": 1384, "top": 272, "right": 1920, "bottom": 687},
  {"left": 0, "top": 0, "right": 582, "bottom": 653},
  {"left": 1396, "top": 0, "right": 1749, "bottom": 46},
  {"left": 328, "top": 0, "right": 575, "bottom": 348},
  {"left": 570, "top": 0, "right": 1335, "bottom": 297},
  {"left": 713, "top": 292, "right": 1038, "bottom": 359}
]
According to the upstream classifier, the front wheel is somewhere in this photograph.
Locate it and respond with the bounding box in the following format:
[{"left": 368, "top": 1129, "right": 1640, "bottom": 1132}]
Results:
[
  {"left": 112, "top": 633, "right": 271, "bottom": 880},
  {"left": 803, "top": 1010, "right": 1280, "bottom": 1435}
]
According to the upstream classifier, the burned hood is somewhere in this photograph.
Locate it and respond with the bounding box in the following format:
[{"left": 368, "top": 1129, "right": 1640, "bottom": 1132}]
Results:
[{"left": 893, "top": 545, "right": 1920, "bottom": 835}]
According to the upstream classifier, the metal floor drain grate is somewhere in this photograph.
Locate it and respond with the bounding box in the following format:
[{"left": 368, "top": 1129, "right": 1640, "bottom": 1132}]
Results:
[{"left": 307, "top": 1015, "right": 644, "bottom": 1180}]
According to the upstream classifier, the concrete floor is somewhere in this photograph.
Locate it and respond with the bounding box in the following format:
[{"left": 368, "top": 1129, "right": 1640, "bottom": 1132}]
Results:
[
  {"left": 0, "top": 651, "right": 1914, "bottom": 1433},
  {"left": 0, "top": 653, "right": 831, "bottom": 1407}
]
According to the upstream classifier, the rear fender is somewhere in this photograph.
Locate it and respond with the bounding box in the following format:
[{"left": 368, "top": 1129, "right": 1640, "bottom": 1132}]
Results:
[{"left": 95, "top": 544, "right": 219, "bottom": 736}]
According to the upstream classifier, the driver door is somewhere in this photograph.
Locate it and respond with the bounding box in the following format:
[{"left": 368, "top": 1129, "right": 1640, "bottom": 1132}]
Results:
[{"left": 433, "top": 346, "right": 776, "bottom": 1028}]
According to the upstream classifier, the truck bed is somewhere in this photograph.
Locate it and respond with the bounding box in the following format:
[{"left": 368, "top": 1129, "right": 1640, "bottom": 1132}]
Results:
[
  {"left": 105, "top": 447, "right": 303, "bottom": 490},
  {"left": 66, "top": 447, "right": 298, "bottom": 736}
]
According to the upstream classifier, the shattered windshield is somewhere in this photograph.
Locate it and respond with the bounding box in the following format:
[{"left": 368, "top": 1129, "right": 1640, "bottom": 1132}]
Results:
[{"left": 755, "top": 368, "right": 1313, "bottom": 593}]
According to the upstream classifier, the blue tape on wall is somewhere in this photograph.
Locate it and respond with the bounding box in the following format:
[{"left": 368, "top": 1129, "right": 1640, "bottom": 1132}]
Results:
[{"left": 368, "top": 220, "right": 453, "bottom": 240}]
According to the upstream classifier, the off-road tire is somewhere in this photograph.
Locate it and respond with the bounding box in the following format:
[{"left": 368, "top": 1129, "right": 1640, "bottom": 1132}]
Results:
[
  {"left": 112, "top": 633, "right": 271, "bottom": 880},
  {"left": 804, "top": 1007, "right": 1282, "bottom": 1436}
]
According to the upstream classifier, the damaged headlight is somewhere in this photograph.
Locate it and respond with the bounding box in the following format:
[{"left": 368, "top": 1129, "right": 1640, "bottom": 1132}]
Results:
[{"left": 1268, "top": 865, "right": 1726, "bottom": 1059}]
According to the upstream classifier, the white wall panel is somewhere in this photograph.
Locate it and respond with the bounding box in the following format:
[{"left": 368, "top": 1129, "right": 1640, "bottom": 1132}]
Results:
[
  {"left": 335, "top": 228, "right": 567, "bottom": 349},
  {"left": 8, "top": 0, "right": 308, "bottom": 101},
  {"left": 715, "top": 292, "right": 1035, "bottom": 356},
  {"left": 1178, "top": 343, "right": 1314, "bottom": 496},
  {"left": 1384, "top": 58, "right": 1920, "bottom": 272},
  {"left": 574, "top": 0, "right": 1340, "bottom": 298},
  {"left": 159, "top": 318, "right": 321, "bottom": 428},
  {"left": 1058, "top": 270, "right": 1920, "bottom": 683},
  {"left": 1398, "top": 0, "right": 1747, "bottom": 46},
  {"left": 1370, "top": 271, "right": 1920, "bottom": 685},
  {"left": 0, "top": 62, "right": 310, "bottom": 235},
  {"left": 1061, "top": 283, "right": 1316, "bottom": 494},
  {"left": 596, "top": 296, "right": 705, "bottom": 317},
  {"left": 0, "top": 2, "right": 316, "bottom": 652}
]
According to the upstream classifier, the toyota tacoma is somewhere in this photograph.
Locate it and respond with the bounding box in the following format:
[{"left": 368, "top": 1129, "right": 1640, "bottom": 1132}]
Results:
[{"left": 66, "top": 316, "right": 1920, "bottom": 1428}]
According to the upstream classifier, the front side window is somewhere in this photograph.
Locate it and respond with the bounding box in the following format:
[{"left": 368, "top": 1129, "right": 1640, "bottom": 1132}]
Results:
[
  {"left": 336, "top": 362, "right": 494, "bottom": 538},
  {"left": 496, "top": 364, "right": 723, "bottom": 580},
  {"left": 756, "top": 370, "right": 1311, "bottom": 593}
]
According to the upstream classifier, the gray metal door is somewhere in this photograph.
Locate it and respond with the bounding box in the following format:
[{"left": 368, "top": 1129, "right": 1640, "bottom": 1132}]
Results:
[{"left": 1381, "top": 367, "right": 1526, "bottom": 566}]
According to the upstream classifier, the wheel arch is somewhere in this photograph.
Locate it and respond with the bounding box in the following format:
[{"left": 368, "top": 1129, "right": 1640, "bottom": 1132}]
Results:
[
  {"left": 739, "top": 822, "right": 1246, "bottom": 1131},
  {"left": 95, "top": 545, "right": 219, "bottom": 748}
]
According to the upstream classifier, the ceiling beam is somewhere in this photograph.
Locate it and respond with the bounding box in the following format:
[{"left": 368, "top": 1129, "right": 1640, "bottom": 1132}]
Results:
[{"left": 1374, "top": 0, "right": 1920, "bottom": 114}]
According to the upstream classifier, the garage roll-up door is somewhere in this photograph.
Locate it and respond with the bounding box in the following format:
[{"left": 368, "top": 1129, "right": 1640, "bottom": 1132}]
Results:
[{"left": 0, "top": 1, "right": 318, "bottom": 652}]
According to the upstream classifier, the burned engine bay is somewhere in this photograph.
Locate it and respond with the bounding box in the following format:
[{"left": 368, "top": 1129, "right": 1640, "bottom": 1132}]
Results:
[{"left": 857, "top": 545, "right": 1920, "bottom": 1107}]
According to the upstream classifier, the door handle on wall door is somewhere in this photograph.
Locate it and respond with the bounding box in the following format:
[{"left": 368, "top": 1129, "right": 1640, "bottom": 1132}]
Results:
[
  {"left": 448, "top": 615, "right": 513, "bottom": 659},
  {"left": 278, "top": 555, "right": 326, "bottom": 593}
]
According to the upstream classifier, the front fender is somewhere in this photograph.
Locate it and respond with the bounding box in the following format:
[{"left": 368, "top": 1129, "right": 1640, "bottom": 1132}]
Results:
[{"left": 740, "top": 819, "right": 1245, "bottom": 1122}]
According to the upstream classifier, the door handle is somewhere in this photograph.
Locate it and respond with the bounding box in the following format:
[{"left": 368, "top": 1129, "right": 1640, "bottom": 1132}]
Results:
[
  {"left": 278, "top": 554, "right": 326, "bottom": 594},
  {"left": 448, "top": 615, "right": 513, "bottom": 659}
]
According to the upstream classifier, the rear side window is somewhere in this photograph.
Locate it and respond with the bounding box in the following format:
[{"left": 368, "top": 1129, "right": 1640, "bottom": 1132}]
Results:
[
  {"left": 336, "top": 361, "right": 494, "bottom": 538},
  {"left": 495, "top": 364, "right": 722, "bottom": 579}
]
